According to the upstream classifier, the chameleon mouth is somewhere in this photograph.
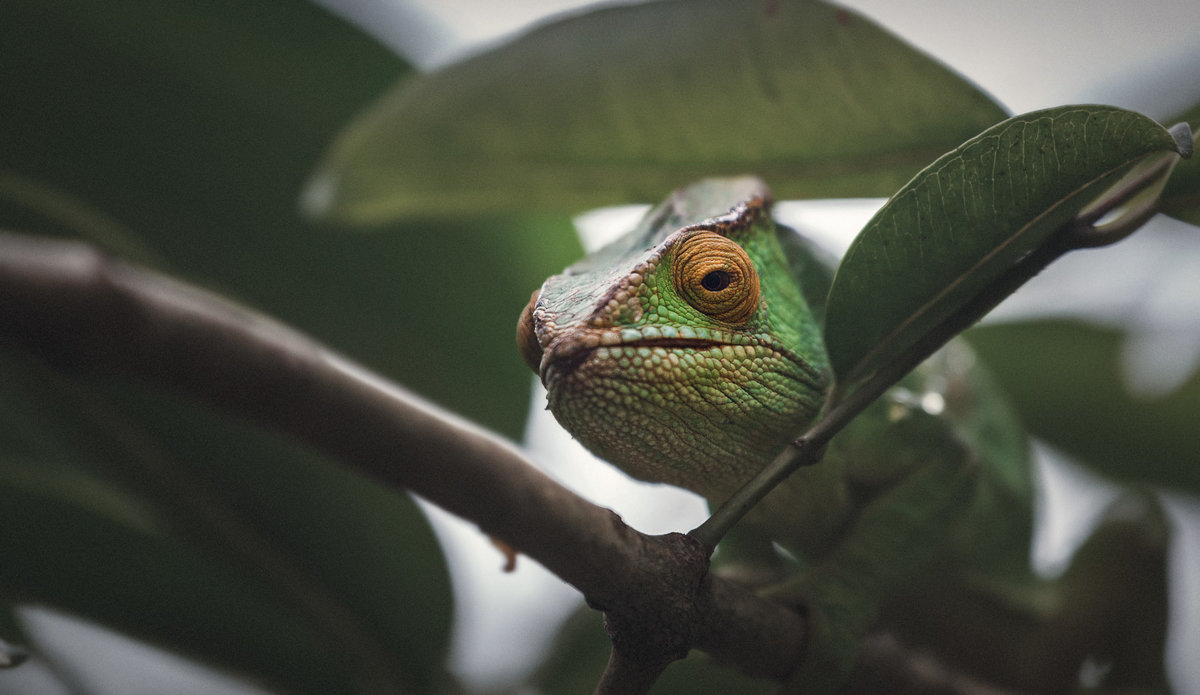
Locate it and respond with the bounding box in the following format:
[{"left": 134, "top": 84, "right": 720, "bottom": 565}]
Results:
[
  {"left": 540, "top": 331, "right": 828, "bottom": 397},
  {"left": 616, "top": 337, "right": 728, "bottom": 350},
  {"left": 539, "top": 335, "right": 727, "bottom": 381}
]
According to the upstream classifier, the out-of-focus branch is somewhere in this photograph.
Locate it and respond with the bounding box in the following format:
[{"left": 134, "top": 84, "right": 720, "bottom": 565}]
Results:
[
  {"left": 0, "top": 231, "right": 804, "bottom": 687},
  {"left": 848, "top": 634, "right": 1024, "bottom": 695},
  {"left": 0, "top": 231, "right": 1036, "bottom": 695}
]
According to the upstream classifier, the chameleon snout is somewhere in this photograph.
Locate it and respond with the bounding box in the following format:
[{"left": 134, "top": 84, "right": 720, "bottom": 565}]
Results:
[{"left": 517, "top": 289, "right": 543, "bottom": 373}]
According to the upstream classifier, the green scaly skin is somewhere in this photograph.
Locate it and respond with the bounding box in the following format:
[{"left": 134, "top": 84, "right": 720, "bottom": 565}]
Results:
[
  {"left": 523, "top": 178, "right": 828, "bottom": 502},
  {"left": 518, "top": 177, "right": 1171, "bottom": 693}
]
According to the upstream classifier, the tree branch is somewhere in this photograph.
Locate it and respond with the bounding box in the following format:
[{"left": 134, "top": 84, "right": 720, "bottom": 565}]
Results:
[
  {"left": 0, "top": 231, "right": 804, "bottom": 685},
  {"left": 0, "top": 231, "right": 1039, "bottom": 695}
]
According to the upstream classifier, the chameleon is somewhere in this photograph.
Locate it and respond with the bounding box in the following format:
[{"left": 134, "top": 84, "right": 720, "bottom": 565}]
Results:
[{"left": 517, "top": 177, "right": 1172, "bottom": 693}]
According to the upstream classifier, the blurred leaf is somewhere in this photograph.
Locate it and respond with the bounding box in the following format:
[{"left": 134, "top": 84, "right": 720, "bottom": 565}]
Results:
[
  {"left": 0, "top": 0, "right": 407, "bottom": 236},
  {"left": 650, "top": 657, "right": 777, "bottom": 695},
  {"left": 0, "top": 1, "right": 568, "bottom": 438},
  {"left": 0, "top": 171, "right": 165, "bottom": 268},
  {"left": 1160, "top": 99, "right": 1200, "bottom": 224},
  {"left": 530, "top": 609, "right": 610, "bottom": 695},
  {"left": 824, "top": 106, "right": 1185, "bottom": 389},
  {"left": 0, "top": 485, "right": 342, "bottom": 691},
  {"left": 0, "top": 346, "right": 453, "bottom": 693},
  {"left": 967, "top": 320, "right": 1200, "bottom": 494},
  {"left": 219, "top": 212, "right": 582, "bottom": 440},
  {"left": 306, "top": 0, "right": 1005, "bottom": 222}
]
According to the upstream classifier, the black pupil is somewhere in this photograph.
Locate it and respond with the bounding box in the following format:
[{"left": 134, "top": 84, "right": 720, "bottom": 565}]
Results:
[{"left": 700, "top": 270, "right": 732, "bottom": 292}]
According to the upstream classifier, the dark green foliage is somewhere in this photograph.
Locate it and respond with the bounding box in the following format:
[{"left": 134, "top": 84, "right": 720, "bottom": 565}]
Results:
[{"left": 1, "top": 0, "right": 1196, "bottom": 692}]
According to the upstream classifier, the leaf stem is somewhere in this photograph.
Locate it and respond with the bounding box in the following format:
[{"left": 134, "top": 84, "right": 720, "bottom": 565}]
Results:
[{"left": 1072, "top": 150, "right": 1182, "bottom": 245}]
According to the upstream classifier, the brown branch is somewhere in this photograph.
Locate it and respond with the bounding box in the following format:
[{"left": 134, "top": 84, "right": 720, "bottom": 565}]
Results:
[
  {"left": 596, "top": 646, "right": 673, "bottom": 695},
  {"left": 0, "top": 231, "right": 1037, "bottom": 695},
  {"left": 0, "top": 231, "right": 803, "bottom": 686}
]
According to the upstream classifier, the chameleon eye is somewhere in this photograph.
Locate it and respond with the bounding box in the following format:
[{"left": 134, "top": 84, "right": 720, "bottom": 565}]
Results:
[
  {"left": 700, "top": 270, "right": 732, "bottom": 292},
  {"left": 671, "top": 231, "right": 760, "bottom": 325}
]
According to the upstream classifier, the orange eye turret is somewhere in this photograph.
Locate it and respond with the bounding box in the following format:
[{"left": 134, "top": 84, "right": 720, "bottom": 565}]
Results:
[{"left": 671, "top": 231, "right": 760, "bottom": 325}]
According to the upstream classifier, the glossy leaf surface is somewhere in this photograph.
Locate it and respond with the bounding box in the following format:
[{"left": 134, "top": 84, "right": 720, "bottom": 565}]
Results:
[
  {"left": 306, "top": 0, "right": 1005, "bottom": 221},
  {"left": 824, "top": 106, "right": 1186, "bottom": 388},
  {"left": 0, "top": 348, "right": 453, "bottom": 693}
]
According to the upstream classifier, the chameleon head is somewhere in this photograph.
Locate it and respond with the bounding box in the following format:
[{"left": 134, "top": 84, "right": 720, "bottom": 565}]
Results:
[{"left": 518, "top": 178, "right": 830, "bottom": 499}]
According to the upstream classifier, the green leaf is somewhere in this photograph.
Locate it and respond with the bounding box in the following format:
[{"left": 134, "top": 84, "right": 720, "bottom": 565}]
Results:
[
  {"left": 0, "top": 11, "right": 463, "bottom": 685},
  {"left": 824, "top": 105, "right": 1186, "bottom": 388},
  {"left": 305, "top": 0, "right": 1005, "bottom": 222},
  {"left": 0, "top": 0, "right": 574, "bottom": 440},
  {"left": 0, "top": 347, "right": 453, "bottom": 693},
  {"left": 0, "top": 483, "right": 346, "bottom": 691},
  {"left": 529, "top": 609, "right": 610, "bottom": 695},
  {"left": 967, "top": 320, "right": 1200, "bottom": 494},
  {"left": 0, "top": 0, "right": 407, "bottom": 238}
]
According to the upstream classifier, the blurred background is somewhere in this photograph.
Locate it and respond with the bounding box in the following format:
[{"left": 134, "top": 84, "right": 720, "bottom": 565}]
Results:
[{"left": 1, "top": 1, "right": 1198, "bottom": 693}]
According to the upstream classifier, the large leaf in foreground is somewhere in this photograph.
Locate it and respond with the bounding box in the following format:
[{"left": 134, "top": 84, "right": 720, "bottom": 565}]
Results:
[
  {"left": 305, "top": 0, "right": 1005, "bottom": 222},
  {"left": 0, "top": 0, "right": 562, "bottom": 439},
  {"left": 824, "top": 106, "right": 1186, "bottom": 388},
  {"left": 0, "top": 0, "right": 406, "bottom": 240},
  {"left": 0, "top": 347, "right": 452, "bottom": 693},
  {"left": 967, "top": 320, "right": 1200, "bottom": 494}
]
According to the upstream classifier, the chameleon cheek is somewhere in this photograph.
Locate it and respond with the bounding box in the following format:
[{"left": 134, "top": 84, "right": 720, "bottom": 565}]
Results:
[
  {"left": 671, "top": 231, "right": 761, "bottom": 325},
  {"left": 517, "top": 289, "right": 543, "bottom": 374}
]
